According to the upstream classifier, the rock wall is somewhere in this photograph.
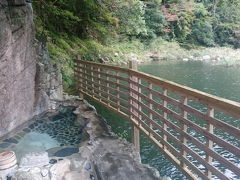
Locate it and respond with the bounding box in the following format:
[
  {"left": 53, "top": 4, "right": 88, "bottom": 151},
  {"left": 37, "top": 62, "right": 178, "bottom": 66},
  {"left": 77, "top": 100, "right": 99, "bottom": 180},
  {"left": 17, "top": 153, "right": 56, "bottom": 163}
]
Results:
[{"left": 0, "top": 0, "right": 62, "bottom": 137}]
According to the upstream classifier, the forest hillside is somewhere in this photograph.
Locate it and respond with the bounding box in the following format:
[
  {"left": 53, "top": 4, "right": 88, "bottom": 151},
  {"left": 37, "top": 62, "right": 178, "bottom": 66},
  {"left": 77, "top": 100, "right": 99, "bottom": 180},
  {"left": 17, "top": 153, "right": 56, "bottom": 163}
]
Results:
[{"left": 33, "top": 0, "right": 240, "bottom": 92}]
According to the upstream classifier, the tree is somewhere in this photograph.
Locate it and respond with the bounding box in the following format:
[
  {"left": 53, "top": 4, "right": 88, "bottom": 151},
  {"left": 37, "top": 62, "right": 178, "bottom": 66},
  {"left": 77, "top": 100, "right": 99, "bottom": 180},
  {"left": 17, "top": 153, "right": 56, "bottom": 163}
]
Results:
[
  {"left": 114, "top": 0, "right": 147, "bottom": 37},
  {"left": 191, "top": 3, "right": 214, "bottom": 46},
  {"left": 144, "top": 1, "right": 165, "bottom": 38},
  {"left": 212, "top": 0, "right": 240, "bottom": 47}
]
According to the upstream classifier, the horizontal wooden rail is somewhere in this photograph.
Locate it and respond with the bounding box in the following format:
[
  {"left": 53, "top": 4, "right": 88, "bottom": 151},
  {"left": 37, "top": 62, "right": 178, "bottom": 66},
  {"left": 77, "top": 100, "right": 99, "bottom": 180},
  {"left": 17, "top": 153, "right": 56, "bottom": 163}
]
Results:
[{"left": 75, "top": 59, "right": 240, "bottom": 180}]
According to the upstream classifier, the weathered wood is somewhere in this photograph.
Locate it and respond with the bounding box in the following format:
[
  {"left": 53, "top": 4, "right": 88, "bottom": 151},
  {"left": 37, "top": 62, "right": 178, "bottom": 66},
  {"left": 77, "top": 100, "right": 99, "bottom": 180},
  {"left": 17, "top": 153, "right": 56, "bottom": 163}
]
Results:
[
  {"left": 131, "top": 114, "right": 198, "bottom": 180},
  {"left": 79, "top": 67, "right": 129, "bottom": 82},
  {"left": 76, "top": 70, "right": 130, "bottom": 91},
  {"left": 180, "top": 96, "right": 188, "bottom": 169},
  {"left": 97, "top": 67, "right": 102, "bottom": 101},
  {"left": 163, "top": 88, "right": 168, "bottom": 151},
  {"left": 129, "top": 69, "right": 240, "bottom": 118},
  {"left": 128, "top": 87, "right": 240, "bottom": 156},
  {"left": 129, "top": 79, "right": 240, "bottom": 139},
  {"left": 106, "top": 70, "right": 110, "bottom": 106},
  {"left": 148, "top": 82, "right": 153, "bottom": 137},
  {"left": 77, "top": 59, "right": 130, "bottom": 73},
  {"left": 81, "top": 90, "right": 129, "bottom": 118},
  {"left": 206, "top": 106, "right": 214, "bottom": 178},
  {"left": 129, "top": 61, "right": 140, "bottom": 152},
  {"left": 116, "top": 72, "right": 120, "bottom": 111},
  {"left": 74, "top": 59, "right": 240, "bottom": 180},
  {"left": 78, "top": 80, "right": 129, "bottom": 108},
  {"left": 77, "top": 75, "right": 130, "bottom": 102},
  {"left": 79, "top": 84, "right": 129, "bottom": 114}
]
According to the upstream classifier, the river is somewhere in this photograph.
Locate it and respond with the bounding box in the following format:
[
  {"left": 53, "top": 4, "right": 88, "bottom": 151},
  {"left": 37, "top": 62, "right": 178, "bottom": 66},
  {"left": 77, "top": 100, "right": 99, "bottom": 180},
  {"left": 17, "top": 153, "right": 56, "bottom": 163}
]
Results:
[{"left": 87, "top": 60, "right": 240, "bottom": 179}]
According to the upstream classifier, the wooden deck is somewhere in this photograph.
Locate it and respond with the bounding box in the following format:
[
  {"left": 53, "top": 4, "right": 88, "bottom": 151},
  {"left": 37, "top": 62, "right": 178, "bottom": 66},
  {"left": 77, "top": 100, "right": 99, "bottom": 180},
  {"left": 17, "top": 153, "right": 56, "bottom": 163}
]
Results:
[{"left": 75, "top": 59, "right": 240, "bottom": 180}]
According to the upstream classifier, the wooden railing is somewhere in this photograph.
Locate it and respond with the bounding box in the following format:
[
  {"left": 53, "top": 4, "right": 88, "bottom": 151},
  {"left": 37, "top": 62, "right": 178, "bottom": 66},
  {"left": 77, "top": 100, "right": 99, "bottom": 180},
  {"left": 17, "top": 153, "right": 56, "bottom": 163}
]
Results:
[{"left": 75, "top": 59, "right": 240, "bottom": 180}]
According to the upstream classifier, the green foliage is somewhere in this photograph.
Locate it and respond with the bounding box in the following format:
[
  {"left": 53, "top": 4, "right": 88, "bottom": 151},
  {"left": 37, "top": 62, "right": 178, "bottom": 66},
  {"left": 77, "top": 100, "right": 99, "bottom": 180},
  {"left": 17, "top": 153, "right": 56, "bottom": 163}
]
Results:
[
  {"left": 33, "top": 1, "right": 81, "bottom": 36},
  {"left": 191, "top": 3, "right": 214, "bottom": 46},
  {"left": 212, "top": 0, "right": 240, "bottom": 47},
  {"left": 172, "top": 8, "right": 194, "bottom": 42},
  {"left": 32, "top": 0, "right": 240, "bottom": 93},
  {"left": 114, "top": 0, "right": 147, "bottom": 37},
  {"left": 145, "top": 4, "right": 165, "bottom": 38},
  {"left": 192, "top": 20, "right": 214, "bottom": 46},
  {"left": 117, "top": 130, "right": 129, "bottom": 140}
]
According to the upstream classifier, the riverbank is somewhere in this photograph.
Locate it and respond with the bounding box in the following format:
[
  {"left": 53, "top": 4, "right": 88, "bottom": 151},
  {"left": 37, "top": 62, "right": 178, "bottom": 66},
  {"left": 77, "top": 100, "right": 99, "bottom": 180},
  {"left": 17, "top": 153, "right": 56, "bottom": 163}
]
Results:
[
  {"left": 97, "top": 39, "right": 240, "bottom": 67},
  {"left": 117, "top": 40, "right": 240, "bottom": 66},
  {"left": 146, "top": 43, "right": 240, "bottom": 66}
]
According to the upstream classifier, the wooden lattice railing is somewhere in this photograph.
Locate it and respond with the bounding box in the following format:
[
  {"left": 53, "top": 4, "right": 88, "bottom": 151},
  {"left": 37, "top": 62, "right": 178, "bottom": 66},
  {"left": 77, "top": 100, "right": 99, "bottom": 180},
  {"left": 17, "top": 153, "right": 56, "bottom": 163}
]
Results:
[{"left": 75, "top": 59, "right": 240, "bottom": 180}]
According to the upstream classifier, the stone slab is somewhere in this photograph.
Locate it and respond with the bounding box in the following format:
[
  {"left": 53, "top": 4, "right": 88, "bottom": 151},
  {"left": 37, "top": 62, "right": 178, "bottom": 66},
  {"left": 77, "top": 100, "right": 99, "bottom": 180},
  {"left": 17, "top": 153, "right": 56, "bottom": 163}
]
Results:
[
  {"left": 19, "top": 152, "right": 49, "bottom": 168},
  {"left": 53, "top": 147, "right": 79, "bottom": 157},
  {"left": 50, "top": 159, "right": 70, "bottom": 180}
]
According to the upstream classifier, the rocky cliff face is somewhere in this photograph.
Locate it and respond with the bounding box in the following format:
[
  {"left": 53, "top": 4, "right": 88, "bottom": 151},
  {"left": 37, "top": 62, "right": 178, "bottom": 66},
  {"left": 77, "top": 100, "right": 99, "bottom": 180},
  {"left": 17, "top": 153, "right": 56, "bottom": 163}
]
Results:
[{"left": 0, "top": 0, "right": 62, "bottom": 137}]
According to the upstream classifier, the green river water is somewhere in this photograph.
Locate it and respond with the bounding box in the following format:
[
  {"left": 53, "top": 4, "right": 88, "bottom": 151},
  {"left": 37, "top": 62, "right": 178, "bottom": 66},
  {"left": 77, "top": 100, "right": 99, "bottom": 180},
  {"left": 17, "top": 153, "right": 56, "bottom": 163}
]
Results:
[{"left": 87, "top": 61, "right": 240, "bottom": 180}]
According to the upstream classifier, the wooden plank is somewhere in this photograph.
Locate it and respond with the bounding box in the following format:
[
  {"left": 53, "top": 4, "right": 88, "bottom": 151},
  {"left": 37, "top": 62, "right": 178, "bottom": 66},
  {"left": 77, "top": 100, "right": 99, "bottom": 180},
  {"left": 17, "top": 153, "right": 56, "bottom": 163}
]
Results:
[
  {"left": 130, "top": 116, "right": 198, "bottom": 180},
  {"left": 180, "top": 96, "right": 188, "bottom": 169},
  {"left": 116, "top": 72, "right": 120, "bottom": 111},
  {"left": 79, "top": 86, "right": 129, "bottom": 115},
  {"left": 138, "top": 78, "right": 142, "bottom": 126},
  {"left": 130, "top": 79, "right": 240, "bottom": 140},
  {"left": 148, "top": 82, "right": 153, "bottom": 137},
  {"left": 129, "top": 69, "right": 240, "bottom": 118},
  {"left": 129, "top": 61, "right": 140, "bottom": 152},
  {"left": 182, "top": 131, "right": 240, "bottom": 177},
  {"left": 181, "top": 156, "right": 207, "bottom": 180},
  {"left": 183, "top": 145, "right": 228, "bottom": 180},
  {"left": 206, "top": 106, "right": 214, "bottom": 178},
  {"left": 181, "top": 103, "right": 240, "bottom": 140},
  {"left": 131, "top": 105, "right": 182, "bottom": 149},
  {"left": 163, "top": 88, "right": 168, "bottom": 150},
  {"left": 78, "top": 82, "right": 129, "bottom": 111},
  {"left": 80, "top": 90, "right": 129, "bottom": 119},
  {"left": 81, "top": 78, "right": 130, "bottom": 98},
  {"left": 106, "top": 70, "right": 110, "bottom": 106},
  {"left": 129, "top": 88, "right": 240, "bottom": 156},
  {"left": 98, "top": 67, "right": 102, "bottom": 101},
  {"left": 77, "top": 60, "right": 240, "bottom": 119},
  {"left": 179, "top": 102, "right": 240, "bottom": 141},
  {"left": 76, "top": 60, "right": 130, "bottom": 73},
  {"left": 134, "top": 114, "right": 181, "bottom": 157},
  {"left": 76, "top": 70, "right": 130, "bottom": 91},
  {"left": 130, "top": 98, "right": 240, "bottom": 177},
  {"left": 81, "top": 66, "right": 129, "bottom": 82}
]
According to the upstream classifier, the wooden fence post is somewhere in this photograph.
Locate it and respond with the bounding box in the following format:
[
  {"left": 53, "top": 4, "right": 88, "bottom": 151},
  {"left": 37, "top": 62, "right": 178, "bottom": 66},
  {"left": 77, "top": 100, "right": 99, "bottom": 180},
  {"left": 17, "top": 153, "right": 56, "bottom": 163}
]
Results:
[
  {"left": 129, "top": 61, "right": 140, "bottom": 152},
  {"left": 180, "top": 96, "right": 188, "bottom": 169},
  {"left": 77, "top": 55, "right": 84, "bottom": 99},
  {"left": 206, "top": 106, "right": 214, "bottom": 178}
]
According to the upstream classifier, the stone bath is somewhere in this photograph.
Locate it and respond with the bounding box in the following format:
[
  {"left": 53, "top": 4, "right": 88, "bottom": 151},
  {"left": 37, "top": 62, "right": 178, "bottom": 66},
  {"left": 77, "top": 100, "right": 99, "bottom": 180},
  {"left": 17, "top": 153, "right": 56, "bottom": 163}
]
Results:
[
  {"left": 0, "top": 106, "right": 86, "bottom": 161},
  {"left": 0, "top": 97, "right": 167, "bottom": 180}
]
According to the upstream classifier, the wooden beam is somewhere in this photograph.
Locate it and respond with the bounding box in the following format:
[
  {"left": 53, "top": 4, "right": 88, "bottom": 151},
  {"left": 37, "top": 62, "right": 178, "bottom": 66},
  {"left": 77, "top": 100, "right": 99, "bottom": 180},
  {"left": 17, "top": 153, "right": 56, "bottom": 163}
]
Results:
[{"left": 129, "top": 61, "right": 140, "bottom": 152}]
